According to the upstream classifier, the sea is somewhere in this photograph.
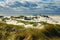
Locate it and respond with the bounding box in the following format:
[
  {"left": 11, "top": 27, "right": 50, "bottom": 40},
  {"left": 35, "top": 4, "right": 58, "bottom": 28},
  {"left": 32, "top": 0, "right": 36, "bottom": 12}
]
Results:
[{"left": 0, "top": 13, "right": 60, "bottom": 16}]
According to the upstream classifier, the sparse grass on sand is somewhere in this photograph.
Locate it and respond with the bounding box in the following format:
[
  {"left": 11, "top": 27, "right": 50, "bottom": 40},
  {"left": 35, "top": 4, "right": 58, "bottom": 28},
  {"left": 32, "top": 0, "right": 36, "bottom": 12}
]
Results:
[{"left": 0, "top": 22, "right": 60, "bottom": 40}]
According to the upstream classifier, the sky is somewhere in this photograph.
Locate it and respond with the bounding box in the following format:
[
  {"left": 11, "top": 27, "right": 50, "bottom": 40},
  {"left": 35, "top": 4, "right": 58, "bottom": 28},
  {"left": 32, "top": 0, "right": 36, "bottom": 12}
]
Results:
[{"left": 0, "top": 0, "right": 60, "bottom": 15}]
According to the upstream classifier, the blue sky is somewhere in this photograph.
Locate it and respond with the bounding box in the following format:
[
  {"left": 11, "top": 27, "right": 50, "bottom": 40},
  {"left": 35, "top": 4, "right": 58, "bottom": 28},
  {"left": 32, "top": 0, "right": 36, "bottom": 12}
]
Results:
[{"left": 0, "top": 0, "right": 60, "bottom": 15}]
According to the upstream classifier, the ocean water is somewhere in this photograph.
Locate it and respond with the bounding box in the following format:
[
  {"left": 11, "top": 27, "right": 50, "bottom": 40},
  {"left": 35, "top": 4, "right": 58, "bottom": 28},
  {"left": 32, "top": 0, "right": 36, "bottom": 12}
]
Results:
[{"left": 0, "top": 13, "right": 60, "bottom": 16}]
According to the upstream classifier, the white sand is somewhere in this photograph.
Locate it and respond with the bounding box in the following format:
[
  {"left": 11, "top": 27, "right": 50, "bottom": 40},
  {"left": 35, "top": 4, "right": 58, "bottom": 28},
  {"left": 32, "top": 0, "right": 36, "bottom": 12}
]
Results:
[{"left": 49, "top": 15, "right": 60, "bottom": 24}]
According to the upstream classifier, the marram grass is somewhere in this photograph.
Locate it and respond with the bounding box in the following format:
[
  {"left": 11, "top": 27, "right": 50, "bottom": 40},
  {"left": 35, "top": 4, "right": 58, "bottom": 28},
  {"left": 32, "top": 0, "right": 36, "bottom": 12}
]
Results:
[{"left": 0, "top": 22, "right": 60, "bottom": 40}]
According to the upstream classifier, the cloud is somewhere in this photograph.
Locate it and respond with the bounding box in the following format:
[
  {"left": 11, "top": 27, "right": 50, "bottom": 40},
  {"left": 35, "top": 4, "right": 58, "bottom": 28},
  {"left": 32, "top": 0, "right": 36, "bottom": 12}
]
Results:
[
  {"left": 0, "top": 0, "right": 60, "bottom": 14},
  {"left": 8, "top": 1, "right": 38, "bottom": 8}
]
